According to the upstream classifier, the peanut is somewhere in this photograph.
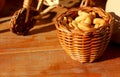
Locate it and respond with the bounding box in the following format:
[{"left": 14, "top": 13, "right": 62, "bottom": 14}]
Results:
[
  {"left": 84, "top": 17, "right": 92, "bottom": 25},
  {"left": 89, "top": 11, "right": 96, "bottom": 18},
  {"left": 78, "top": 10, "right": 89, "bottom": 16},
  {"left": 93, "top": 18, "right": 105, "bottom": 28},
  {"left": 71, "top": 20, "right": 78, "bottom": 29},
  {"left": 78, "top": 23, "right": 91, "bottom": 31}
]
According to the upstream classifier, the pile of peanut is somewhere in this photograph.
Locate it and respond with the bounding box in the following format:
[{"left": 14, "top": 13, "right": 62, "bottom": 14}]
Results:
[{"left": 64, "top": 10, "right": 105, "bottom": 31}]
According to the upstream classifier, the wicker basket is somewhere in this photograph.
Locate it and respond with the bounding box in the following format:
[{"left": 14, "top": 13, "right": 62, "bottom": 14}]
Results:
[{"left": 55, "top": 6, "right": 113, "bottom": 63}]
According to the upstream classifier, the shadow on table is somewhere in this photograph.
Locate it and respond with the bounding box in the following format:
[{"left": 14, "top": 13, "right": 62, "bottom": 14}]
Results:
[
  {"left": 29, "top": 12, "right": 57, "bottom": 35},
  {"left": 98, "top": 42, "right": 120, "bottom": 62},
  {"left": 0, "top": 29, "right": 10, "bottom": 33},
  {"left": 36, "top": 12, "right": 57, "bottom": 25},
  {"left": 97, "top": 12, "right": 120, "bottom": 62},
  {"left": 29, "top": 24, "right": 56, "bottom": 35}
]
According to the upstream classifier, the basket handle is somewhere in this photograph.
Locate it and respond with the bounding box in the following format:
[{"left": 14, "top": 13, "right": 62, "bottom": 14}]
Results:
[
  {"left": 80, "top": 0, "right": 88, "bottom": 7},
  {"left": 80, "top": 0, "right": 95, "bottom": 7}
]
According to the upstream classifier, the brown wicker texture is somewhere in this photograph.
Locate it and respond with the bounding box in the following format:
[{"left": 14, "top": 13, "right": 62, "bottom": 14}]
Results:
[{"left": 55, "top": 7, "right": 113, "bottom": 63}]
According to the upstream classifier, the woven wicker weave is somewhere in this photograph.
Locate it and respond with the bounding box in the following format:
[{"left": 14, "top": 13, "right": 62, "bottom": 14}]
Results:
[{"left": 55, "top": 7, "right": 113, "bottom": 63}]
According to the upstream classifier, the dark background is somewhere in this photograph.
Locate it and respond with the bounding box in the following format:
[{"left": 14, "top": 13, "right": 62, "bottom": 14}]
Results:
[{"left": 0, "top": 0, "right": 107, "bottom": 18}]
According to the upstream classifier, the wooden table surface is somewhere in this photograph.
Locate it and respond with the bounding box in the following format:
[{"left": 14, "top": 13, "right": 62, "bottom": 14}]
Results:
[{"left": 0, "top": 3, "right": 120, "bottom": 77}]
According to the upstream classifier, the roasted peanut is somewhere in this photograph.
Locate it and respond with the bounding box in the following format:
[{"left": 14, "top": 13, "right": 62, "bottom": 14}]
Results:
[
  {"left": 93, "top": 18, "right": 105, "bottom": 28},
  {"left": 76, "top": 11, "right": 89, "bottom": 22},
  {"left": 84, "top": 17, "right": 92, "bottom": 25},
  {"left": 78, "top": 23, "right": 91, "bottom": 31},
  {"left": 71, "top": 20, "right": 78, "bottom": 29},
  {"left": 94, "top": 24, "right": 99, "bottom": 28},
  {"left": 78, "top": 10, "right": 89, "bottom": 16},
  {"left": 89, "top": 11, "right": 96, "bottom": 18},
  {"left": 76, "top": 11, "right": 93, "bottom": 25}
]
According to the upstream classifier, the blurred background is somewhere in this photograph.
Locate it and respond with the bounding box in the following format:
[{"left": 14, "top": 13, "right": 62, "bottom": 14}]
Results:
[
  {"left": 0, "top": 0, "right": 23, "bottom": 18},
  {"left": 0, "top": 0, "right": 107, "bottom": 18}
]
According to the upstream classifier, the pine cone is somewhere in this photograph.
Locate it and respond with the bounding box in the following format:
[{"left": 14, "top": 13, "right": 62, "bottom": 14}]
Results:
[{"left": 10, "top": 8, "right": 39, "bottom": 35}]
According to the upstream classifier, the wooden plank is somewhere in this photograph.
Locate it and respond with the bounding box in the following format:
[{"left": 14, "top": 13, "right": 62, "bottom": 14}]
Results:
[{"left": 0, "top": 44, "right": 120, "bottom": 77}]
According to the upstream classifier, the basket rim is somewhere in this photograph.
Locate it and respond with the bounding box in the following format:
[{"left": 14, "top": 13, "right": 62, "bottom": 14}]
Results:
[{"left": 55, "top": 6, "right": 113, "bottom": 34}]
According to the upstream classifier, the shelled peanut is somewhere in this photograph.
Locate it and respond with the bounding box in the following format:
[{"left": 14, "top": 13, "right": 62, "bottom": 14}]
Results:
[{"left": 64, "top": 10, "right": 105, "bottom": 31}]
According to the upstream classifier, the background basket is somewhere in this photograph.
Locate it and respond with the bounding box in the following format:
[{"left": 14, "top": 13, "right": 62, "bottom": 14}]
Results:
[{"left": 55, "top": 7, "right": 113, "bottom": 63}]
